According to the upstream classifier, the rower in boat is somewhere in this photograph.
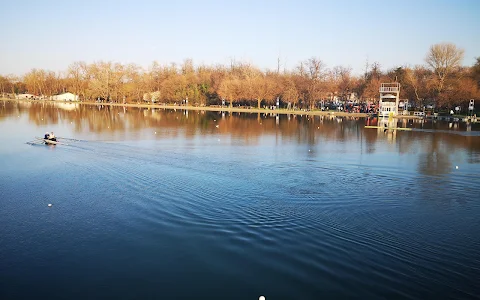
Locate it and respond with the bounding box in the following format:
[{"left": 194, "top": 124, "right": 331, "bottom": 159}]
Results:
[
  {"left": 44, "top": 132, "right": 50, "bottom": 139},
  {"left": 49, "top": 132, "right": 56, "bottom": 142}
]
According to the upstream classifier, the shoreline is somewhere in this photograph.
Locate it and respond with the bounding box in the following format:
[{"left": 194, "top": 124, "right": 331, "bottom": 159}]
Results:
[
  {"left": 1, "top": 98, "right": 368, "bottom": 117},
  {"left": 1, "top": 98, "right": 425, "bottom": 119}
]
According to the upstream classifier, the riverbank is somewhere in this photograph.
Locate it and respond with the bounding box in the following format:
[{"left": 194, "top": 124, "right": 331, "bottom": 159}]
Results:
[
  {"left": 1, "top": 98, "right": 436, "bottom": 120},
  {"left": 1, "top": 98, "right": 370, "bottom": 117}
]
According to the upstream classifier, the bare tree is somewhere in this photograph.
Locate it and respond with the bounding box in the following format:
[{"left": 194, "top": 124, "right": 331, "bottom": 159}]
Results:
[
  {"left": 306, "top": 57, "right": 326, "bottom": 80},
  {"left": 404, "top": 65, "right": 430, "bottom": 108},
  {"left": 472, "top": 57, "right": 480, "bottom": 88},
  {"left": 68, "top": 61, "right": 87, "bottom": 100},
  {"left": 448, "top": 76, "right": 479, "bottom": 106},
  {"left": 425, "top": 43, "right": 464, "bottom": 94},
  {"left": 331, "top": 66, "right": 353, "bottom": 101},
  {"left": 298, "top": 57, "right": 327, "bottom": 109},
  {"left": 181, "top": 58, "right": 194, "bottom": 75},
  {"left": 281, "top": 78, "right": 299, "bottom": 108},
  {"left": 89, "top": 61, "right": 113, "bottom": 101},
  {"left": 0, "top": 76, "right": 7, "bottom": 97},
  {"left": 363, "top": 77, "right": 381, "bottom": 103},
  {"left": 218, "top": 75, "right": 242, "bottom": 108},
  {"left": 369, "top": 62, "right": 382, "bottom": 81},
  {"left": 252, "top": 74, "right": 276, "bottom": 109}
]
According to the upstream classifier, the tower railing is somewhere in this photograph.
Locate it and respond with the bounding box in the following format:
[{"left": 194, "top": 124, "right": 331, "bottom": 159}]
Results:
[{"left": 380, "top": 83, "right": 400, "bottom": 93}]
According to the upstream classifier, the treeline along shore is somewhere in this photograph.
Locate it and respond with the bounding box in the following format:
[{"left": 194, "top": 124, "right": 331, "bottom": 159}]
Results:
[{"left": 1, "top": 43, "right": 479, "bottom": 112}]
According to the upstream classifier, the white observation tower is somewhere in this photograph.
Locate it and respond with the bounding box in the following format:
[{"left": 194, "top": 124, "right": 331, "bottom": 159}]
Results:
[{"left": 379, "top": 83, "right": 400, "bottom": 117}]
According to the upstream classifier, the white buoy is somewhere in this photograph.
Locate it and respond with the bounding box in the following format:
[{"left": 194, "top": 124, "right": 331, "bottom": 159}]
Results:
[
  {"left": 48, "top": 204, "right": 52, "bottom": 207},
  {"left": 456, "top": 166, "right": 459, "bottom": 169},
  {"left": 259, "top": 296, "right": 266, "bottom": 300},
  {"left": 215, "top": 125, "right": 219, "bottom": 128}
]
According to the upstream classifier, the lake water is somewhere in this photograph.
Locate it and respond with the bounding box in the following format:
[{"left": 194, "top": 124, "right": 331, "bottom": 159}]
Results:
[{"left": 1, "top": 101, "right": 480, "bottom": 299}]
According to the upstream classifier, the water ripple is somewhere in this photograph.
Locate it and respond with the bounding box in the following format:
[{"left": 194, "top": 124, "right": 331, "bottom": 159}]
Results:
[{"left": 11, "top": 139, "right": 477, "bottom": 299}]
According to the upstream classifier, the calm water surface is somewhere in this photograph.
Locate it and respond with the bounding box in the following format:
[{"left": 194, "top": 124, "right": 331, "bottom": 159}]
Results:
[{"left": 1, "top": 101, "right": 480, "bottom": 299}]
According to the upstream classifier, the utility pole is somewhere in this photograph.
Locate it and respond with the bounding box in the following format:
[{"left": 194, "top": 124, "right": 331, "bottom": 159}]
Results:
[
  {"left": 364, "top": 57, "right": 369, "bottom": 80},
  {"left": 277, "top": 56, "right": 280, "bottom": 74}
]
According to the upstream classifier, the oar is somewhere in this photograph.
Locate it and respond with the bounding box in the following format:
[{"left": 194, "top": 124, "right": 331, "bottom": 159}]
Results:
[
  {"left": 34, "top": 137, "right": 69, "bottom": 146},
  {"left": 51, "top": 139, "right": 69, "bottom": 146},
  {"left": 48, "top": 141, "right": 70, "bottom": 146},
  {"left": 57, "top": 137, "right": 86, "bottom": 142}
]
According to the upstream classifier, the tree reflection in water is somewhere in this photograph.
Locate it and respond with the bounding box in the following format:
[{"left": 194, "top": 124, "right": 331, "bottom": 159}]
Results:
[{"left": 1, "top": 100, "right": 480, "bottom": 166}]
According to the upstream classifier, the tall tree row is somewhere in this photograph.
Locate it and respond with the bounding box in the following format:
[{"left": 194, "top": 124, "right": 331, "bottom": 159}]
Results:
[{"left": 1, "top": 43, "right": 479, "bottom": 109}]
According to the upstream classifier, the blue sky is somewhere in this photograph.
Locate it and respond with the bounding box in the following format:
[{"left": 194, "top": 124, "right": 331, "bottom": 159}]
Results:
[{"left": 1, "top": 0, "right": 479, "bottom": 76}]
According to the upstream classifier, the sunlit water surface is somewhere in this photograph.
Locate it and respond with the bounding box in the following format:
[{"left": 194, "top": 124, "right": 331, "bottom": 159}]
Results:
[{"left": 1, "top": 101, "right": 479, "bottom": 299}]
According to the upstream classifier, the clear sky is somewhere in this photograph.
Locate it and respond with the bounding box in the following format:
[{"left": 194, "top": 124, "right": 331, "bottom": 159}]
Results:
[{"left": 1, "top": 0, "right": 479, "bottom": 76}]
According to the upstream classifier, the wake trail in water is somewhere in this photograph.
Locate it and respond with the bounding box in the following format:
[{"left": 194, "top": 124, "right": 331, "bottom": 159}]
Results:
[{"left": 40, "top": 138, "right": 480, "bottom": 299}]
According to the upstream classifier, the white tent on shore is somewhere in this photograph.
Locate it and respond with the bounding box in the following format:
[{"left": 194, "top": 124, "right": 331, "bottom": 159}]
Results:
[{"left": 51, "top": 92, "right": 79, "bottom": 101}]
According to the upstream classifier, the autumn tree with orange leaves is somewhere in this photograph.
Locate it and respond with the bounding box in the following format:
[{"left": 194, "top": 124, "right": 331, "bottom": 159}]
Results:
[{"left": 1, "top": 43, "right": 478, "bottom": 112}]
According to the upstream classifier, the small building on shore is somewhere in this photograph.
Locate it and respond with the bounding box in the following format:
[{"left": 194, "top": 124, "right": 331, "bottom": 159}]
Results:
[
  {"left": 51, "top": 92, "right": 79, "bottom": 101},
  {"left": 379, "top": 83, "right": 400, "bottom": 117}
]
